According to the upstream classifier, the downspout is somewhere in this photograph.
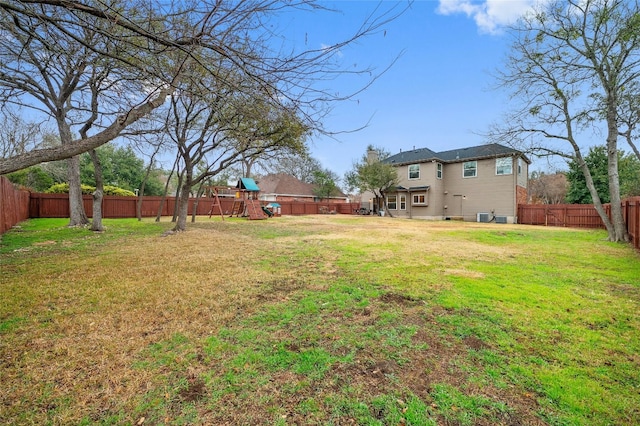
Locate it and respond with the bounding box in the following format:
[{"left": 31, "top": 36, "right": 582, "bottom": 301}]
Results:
[{"left": 513, "top": 156, "right": 524, "bottom": 223}]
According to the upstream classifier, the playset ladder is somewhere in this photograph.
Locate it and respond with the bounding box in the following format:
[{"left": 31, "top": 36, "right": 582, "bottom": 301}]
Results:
[
  {"left": 245, "top": 199, "right": 266, "bottom": 220},
  {"left": 230, "top": 200, "right": 244, "bottom": 217}
]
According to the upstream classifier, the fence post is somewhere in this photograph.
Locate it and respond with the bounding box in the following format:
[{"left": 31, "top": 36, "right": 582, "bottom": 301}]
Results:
[{"left": 635, "top": 199, "right": 640, "bottom": 250}]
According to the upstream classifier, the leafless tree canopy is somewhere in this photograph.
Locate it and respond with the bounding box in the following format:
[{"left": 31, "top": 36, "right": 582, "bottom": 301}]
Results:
[
  {"left": 0, "top": 109, "right": 46, "bottom": 157},
  {"left": 528, "top": 172, "right": 568, "bottom": 204},
  {"left": 0, "top": 0, "right": 406, "bottom": 174},
  {"left": 489, "top": 0, "right": 639, "bottom": 241},
  {"left": 618, "top": 90, "right": 640, "bottom": 161},
  {"left": 165, "top": 58, "right": 310, "bottom": 231}
]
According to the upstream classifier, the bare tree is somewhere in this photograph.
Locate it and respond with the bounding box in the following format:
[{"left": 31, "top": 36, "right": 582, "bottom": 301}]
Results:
[
  {"left": 0, "top": 2, "right": 169, "bottom": 225},
  {"left": 166, "top": 61, "right": 308, "bottom": 231},
  {"left": 0, "top": 7, "right": 94, "bottom": 225},
  {"left": 0, "top": 109, "right": 44, "bottom": 158},
  {"left": 491, "top": 0, "right": 640, "bottom": 242},
  {"left": 232, "top": 108, "right": 310, "bottom": 179},
  {"left": 0, "top": 1, "right": 405, "bottom": 174},
  {"left": 265, "top": 150, "right": 324, "bottom": 183},
  {"left": 80, "top": 66, "right": 123, "bottom": 232},
  {"left": 529, "top": 171, "right": 568, "bottom": 204}
]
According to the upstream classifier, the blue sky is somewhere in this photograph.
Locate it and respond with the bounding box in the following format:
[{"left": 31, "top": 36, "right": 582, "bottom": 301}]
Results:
[{"left": 285, "top": 0, "right": 551, "bottom": 179}]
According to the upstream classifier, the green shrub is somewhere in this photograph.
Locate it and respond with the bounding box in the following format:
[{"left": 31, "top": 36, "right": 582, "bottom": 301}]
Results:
[
  {"left": 103, "top": 186, "right": 136, "bottom": 196},
  {"left": 45, "top": 183, "right": 94, "bottom": 194},
  {"left": 45, "top": 183, "right": 135, "bottom": 196}
]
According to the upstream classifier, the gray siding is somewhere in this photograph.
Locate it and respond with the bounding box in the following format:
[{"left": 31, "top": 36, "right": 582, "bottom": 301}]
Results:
[
  {"left": 443, "top": 158, "right": 516, "bottom": 220},
  {"left": 517, "top": 158, "right": 528, "bottom": 187},
  {"left": 386, "top": 155, "right": 525, "bottom": 221}
]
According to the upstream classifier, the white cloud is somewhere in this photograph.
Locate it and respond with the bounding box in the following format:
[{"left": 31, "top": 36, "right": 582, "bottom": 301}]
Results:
[{"left": 437, "top": 0, "right": 538, "bottom": 34}]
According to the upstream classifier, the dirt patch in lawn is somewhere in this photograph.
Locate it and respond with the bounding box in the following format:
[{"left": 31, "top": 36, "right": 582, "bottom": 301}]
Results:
[{"left": 192, "top": 288, "right": 548, "bottom": 425}]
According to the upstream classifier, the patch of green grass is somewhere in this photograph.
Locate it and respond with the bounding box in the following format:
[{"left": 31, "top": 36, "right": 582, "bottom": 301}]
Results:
[
  {"left": 0, "top": 316, "right": 26, "bottom": 333},
  {"left": 431, "top": 383, "right": 510, "bottom": 425},
  {"left": 133, "top": 333, "right": 196, "bottom": 370},
  {"left": 0, "top": 217, "right": 171, "bottom": 256},
  {"left": 370, "top": 394, "right": 437, "bottom": 425}
]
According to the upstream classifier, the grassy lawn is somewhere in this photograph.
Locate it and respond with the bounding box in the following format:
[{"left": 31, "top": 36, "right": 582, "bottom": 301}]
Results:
[{"left": 1, "top": 215, "right": 638, "bottom": 425}]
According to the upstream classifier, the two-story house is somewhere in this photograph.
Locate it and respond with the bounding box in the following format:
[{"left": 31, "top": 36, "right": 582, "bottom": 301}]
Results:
[{"left": 381, "top": 143, "right": 529, "bottom": 223}]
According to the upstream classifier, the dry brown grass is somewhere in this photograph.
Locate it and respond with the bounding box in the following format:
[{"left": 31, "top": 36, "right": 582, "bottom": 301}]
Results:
[
  {"left": 0, "top": 216, "right": 514, "bottom": 423},
  {"left": 2, "top": 222, "right": 277, "bottom": 423},
  {"left": 1, "top": 215, "right": 636, "bottom": 425}
]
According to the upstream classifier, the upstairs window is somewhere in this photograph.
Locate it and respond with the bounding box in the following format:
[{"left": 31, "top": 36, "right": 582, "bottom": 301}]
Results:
[
  {"left": 436, "top": 162, "right": 443, "bottom": 179},
  {"left": 408, "top": 164, "right": 420, "bottom": 180},
  {"left": 463, "top": 161, "right": 477, "bottom": 178},
  {"left": 496, "top": 157, "right": 512, "bottom": 175}
]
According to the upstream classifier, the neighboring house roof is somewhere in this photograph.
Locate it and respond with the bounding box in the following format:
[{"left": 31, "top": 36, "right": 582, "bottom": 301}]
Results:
[
  {"left": 384, "top": 143, "right": 530, "bottom": 166},
  {"left": 257, "top": 173, "right": 347, "bottom": 198},
  {"left": 257, "top": 173, "right": 317, "bottom": 197}
]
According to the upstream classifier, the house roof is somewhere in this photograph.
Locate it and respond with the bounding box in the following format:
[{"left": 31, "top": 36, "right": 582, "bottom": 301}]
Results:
[
  {"left": 257, "top": 173, "right": 347, "bottom": 198},
  {"left": 396, "top": 185, "right": 430, "bottom": 192},
  {"left": 257, "top": 173, "right": 317, "bottom": 197},
  {"left": 384, "top": 143, "right": 529, "bottom": 165}
]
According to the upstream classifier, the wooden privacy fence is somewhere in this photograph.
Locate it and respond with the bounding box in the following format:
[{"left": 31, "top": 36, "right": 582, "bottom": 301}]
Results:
[
  {"left": 622, "top": 198, "right": 640, "bottom": 250},
  {"left": 3, "top": 181, "right": 638, "bottom": 250},
  {"left": 517, "top": 203, "right": 608, "bottom": 229},
  {"left": 518, "top": 198, "right": 640, "bottom": 250},
  {"left": 27, "top": 192, "right": 356, "bottom": 219},
  {"left": 0, "top": 176, "right": 30, "bottom": 234}
]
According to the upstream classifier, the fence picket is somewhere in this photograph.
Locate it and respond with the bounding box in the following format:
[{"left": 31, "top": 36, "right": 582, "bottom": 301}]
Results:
[{"left": 0, "top": 176, "right": 30, "bottom": 234}]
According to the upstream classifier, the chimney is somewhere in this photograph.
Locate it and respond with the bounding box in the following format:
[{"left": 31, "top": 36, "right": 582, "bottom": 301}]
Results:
[{"left": 367, "top": 148, "right": 379, "bottom": 164}]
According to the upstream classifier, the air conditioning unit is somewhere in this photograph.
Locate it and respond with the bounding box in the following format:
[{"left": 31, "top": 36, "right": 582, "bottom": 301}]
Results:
[
  {"left": 477, "top": 212, "right": 491, "bottom": 223},
  {"left": 495, "top": 216, "right": 508, "bottom": 224}
]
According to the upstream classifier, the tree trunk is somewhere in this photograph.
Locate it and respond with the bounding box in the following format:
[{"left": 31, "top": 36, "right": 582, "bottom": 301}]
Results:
[
  {"left": 156, "top": 154, "right": 180, "bottom": 222},
  {"left": 91, "top": 188, "right": 104, "bottom": 231},
  {"left": 380, "top": 190, "right": 393, "bottom": 217},
  {"left": 136, "top": 171, "right": 149, "bottom": 222},
  {"left": 89, "top": 149, "right": 105, "bottom": 231},
  {"left": 137, "top": 154, "right": 157, "bottom": 221},
  {"left": 606, "top": 104, "right": 630, "bottom": 242},
  {"left": 173, "top": 182, "right": 191, "bottom": 232},
  {"left": 136, "top": 182, "right": 145, "bottom": 221},
  {"left": 172, "top": 170, "right": 185, "bottom": 223},
  {"left": 60, "top": 115, "right": 89, "bottom": 227},
  {"left": 577, "top": 157, "right": 615, "bottom": 237},
  {"left": 607, "top": 146, "right": 629, "bottom": 242},
  {"left": 191, "top": 183, "right": 205, "bottom": 223},
  {"left": 67, "top": 155, "right": 89, "bottom": 226}
]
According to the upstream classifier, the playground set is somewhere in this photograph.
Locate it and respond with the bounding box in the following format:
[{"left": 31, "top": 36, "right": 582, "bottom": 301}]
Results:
[{"left": 207, "top": 178, "right": 277, "bottom": 220}]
